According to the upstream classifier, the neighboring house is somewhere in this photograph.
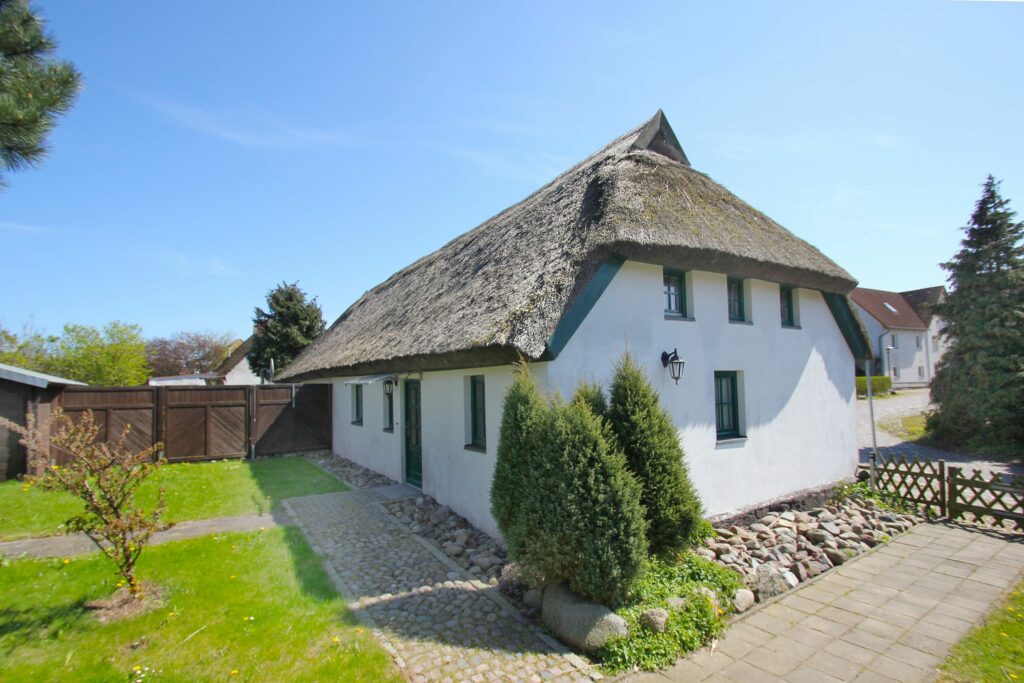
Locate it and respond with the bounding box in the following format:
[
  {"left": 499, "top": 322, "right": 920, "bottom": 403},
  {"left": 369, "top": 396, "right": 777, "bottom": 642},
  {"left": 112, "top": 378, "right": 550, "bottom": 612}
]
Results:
[
  {"left": 147, "top": 337, "right": 261, "bottom": 387},
  {"left": 216, "top": 337, "right": 260, "bottom": 385},
  {"left": 850, "top": 286, "right": 947, "bottom": 387},
  {"left": 279, "top": 111, "right": 871, "bottom": 536},
  {"left": 0, "top": 362, "right": 85, "bottom": 480}
]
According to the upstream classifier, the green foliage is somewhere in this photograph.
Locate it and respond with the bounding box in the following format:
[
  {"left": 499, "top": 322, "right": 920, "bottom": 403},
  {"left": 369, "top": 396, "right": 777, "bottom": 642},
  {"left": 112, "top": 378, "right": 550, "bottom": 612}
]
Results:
[
  {"left": 492, "top": 365, "right": 647, "bottom": 606},
  {"left": 0, "top": 0, "right": 81, "bottom": 188},
  {"left": 929, "top": 176, "right": 1024, "bottom": 451},
  {"left": 1, "top": 321, "right": 149, "bottom": 385},
  {"left": 855, "top": 375, "right": 892, "bottom": 397},
  {"left": 607, "top": 353, "right": 704, "bottom": 557},
  {"left": 46, "top": 321, "right": 150, "bottom": 385},
  {"left": 572, "top": 380, "right": 608, "bottom": 418},
  {"left": 249, "top": 281, "right": 326, "bottom": 375},
  {"left": 829, "top": 480, "right": 917, "bottom": 515},
  {"left": 598, "top": 553, "right": 742, "bottom": 672}
]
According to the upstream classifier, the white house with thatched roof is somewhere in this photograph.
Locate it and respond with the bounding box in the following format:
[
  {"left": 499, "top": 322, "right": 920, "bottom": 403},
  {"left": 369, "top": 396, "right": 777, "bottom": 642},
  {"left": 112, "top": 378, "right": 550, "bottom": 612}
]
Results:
[{"left": 279, "top": 111, "right": 872, "bottom": 537}]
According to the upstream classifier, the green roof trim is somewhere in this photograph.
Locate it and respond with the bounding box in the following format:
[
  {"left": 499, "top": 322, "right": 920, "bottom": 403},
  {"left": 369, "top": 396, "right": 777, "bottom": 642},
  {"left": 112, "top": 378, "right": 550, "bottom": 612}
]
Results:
[
  {"left": 824, "top": 292, "right": 873, "bottom": 361},
  {"left": 546, "top": 256, "right": 625, "bottom": 358}
]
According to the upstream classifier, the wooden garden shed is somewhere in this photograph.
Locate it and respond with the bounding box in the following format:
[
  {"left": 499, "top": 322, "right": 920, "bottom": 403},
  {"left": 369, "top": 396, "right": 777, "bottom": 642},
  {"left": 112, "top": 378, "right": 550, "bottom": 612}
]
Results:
[{"left": 0, "top": 362, "right": 85, "bottom": 480}]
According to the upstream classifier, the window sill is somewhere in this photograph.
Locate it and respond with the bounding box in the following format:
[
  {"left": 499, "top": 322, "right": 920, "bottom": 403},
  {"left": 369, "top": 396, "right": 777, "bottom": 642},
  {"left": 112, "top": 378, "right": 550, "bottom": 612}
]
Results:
[
  {"left": 729, "top": 319, "right": 753, "bottom": 326},
  {"left": 664, "top": 314, "right": 695, "bottom": 322},
  {"left": 781, "top": 323, "right": 802, "bottom": 330},
  {"left": 464, "top": 444, "right": 486, "bottom": 453},
  {"left": 383, "top": 427, "right": 394, "bottom": 433},
  {"left": 351, "top": 421, "right": 363, "bottom": 427},
  {"left": 715, "top": 436, "right": 747, "bottom": 448}
]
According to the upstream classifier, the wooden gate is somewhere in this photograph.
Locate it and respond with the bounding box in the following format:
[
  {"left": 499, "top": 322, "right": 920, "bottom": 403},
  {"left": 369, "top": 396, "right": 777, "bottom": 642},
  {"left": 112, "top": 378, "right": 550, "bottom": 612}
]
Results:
[{"left": 52, "top": 384, "right": 330, "bottom": 465}]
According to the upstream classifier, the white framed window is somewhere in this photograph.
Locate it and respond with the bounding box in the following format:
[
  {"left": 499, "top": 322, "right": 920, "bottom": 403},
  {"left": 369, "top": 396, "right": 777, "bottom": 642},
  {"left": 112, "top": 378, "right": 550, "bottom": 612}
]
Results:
[
  {"left": 916, "top": 335, "right": 922, "bottom": 350},
  {"left": 890, "top": 334, "right": 899, "bottom": 349},
  {"left": 918, "top": 366, "right": 925, "bottom": 379}
]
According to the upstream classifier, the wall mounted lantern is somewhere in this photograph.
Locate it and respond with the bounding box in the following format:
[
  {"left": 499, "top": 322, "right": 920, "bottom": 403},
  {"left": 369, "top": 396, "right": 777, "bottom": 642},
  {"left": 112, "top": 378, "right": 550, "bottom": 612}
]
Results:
[
  {"left": 383, "top": 378, "right": 396, "bottom": 397},
  {"left": 661, "top": 348, "right": 685, "bottom": 384}
]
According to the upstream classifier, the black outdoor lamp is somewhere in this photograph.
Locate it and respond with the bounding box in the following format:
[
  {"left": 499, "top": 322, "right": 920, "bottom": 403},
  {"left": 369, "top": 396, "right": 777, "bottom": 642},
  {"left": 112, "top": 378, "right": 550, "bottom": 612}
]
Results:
[
  {"left": 661, "top": 348, "right": 685, "bottom": 384},
  {"left": 383, "top": 378, "right": 395, "bottom": 397}
]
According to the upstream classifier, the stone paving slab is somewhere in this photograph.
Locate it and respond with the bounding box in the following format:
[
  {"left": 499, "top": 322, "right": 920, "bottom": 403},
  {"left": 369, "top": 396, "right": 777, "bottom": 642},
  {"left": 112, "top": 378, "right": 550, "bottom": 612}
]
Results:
[
  {"left": 285, "top": 490, "right": 596, "bottom": 682},
  {"left": 629, "top": 522, "right": 1024, "bottom": 683},
  {"left": 0, "top": 508, "right": 292, "bottom": 558}
]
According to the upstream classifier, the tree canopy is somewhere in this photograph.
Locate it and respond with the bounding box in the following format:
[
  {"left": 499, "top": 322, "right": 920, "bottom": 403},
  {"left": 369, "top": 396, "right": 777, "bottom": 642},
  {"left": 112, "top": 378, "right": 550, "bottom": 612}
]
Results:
[
  {"left": 0, "top": 321, "right": 149, "bottom": 385},
  {"left": 248, "top": 282, "right": 325, "bottom": 376},
  {"left": 929, "top": 176, "right": 1024, "bottom": 450},
  {"left": 0, "top": 0, "right": 80, "bottom": 188},
  {"left": 146, "top": 331, "right": 233, "bottom": 377}
]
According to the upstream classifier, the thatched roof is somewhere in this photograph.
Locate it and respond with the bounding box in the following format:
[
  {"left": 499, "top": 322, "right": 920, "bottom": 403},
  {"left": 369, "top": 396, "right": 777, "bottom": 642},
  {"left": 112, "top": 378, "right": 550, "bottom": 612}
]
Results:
[{"left": 281, "top": 111, "right": 866, "bottom": 381}]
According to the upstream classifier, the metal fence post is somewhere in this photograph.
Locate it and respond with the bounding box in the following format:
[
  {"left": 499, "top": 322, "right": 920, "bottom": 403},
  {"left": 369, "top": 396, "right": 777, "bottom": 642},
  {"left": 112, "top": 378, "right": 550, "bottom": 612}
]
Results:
[{"left": 869, "top": 450, "right": 878, "bottom": 492}]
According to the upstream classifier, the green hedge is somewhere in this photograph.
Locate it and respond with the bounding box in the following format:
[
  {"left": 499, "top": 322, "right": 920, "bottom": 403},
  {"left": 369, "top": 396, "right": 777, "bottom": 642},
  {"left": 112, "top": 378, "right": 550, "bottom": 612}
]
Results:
[{"left": 856, "top": 375, "right": 892, "bottom": 397}]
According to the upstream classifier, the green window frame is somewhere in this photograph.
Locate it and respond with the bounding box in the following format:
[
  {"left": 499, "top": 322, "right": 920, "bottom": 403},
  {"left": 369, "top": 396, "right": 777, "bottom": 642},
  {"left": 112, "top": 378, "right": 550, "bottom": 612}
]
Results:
[
  {"left": 727, "top": 278, "right": 745, "bottom": 322},
  {"left": 780, "top": 285, "right": 796, "bottom": 327},
  {"left": 663, "top": 269, "right": 687, "bottom": 317},
  {"left": 351, "top": 385, "right": 363, "bottom": 425},
  {"left": 383, "top": 386, "right": 394, "bottom": 432},
  {"left": 714, "top": 371, "right": 741, "bottom": 439},
  {"left": 468, "top": 375, "right": 486, "bottom": 450}
]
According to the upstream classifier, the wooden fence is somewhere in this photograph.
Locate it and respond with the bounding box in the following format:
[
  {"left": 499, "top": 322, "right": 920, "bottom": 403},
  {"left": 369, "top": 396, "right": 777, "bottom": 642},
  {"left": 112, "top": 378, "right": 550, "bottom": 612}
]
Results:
[
  {"left": 864, "top": 450, "right": 1023, "bottom": 531},
  {"left": 53, "top": 384, "right": 331, "bottom": 465}
]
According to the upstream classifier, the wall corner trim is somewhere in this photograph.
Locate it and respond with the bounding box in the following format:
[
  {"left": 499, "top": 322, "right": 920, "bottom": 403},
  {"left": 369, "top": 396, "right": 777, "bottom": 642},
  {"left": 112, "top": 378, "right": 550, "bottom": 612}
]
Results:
[{"left": 545, "top": 256, "right": 625, "bottom": 359}]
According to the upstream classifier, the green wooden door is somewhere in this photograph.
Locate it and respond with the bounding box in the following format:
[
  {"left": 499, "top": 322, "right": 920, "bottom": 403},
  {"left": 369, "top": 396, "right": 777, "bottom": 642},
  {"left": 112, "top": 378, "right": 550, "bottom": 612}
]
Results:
[{"left": 403, "top": 380, "right": 422, "bottom": 487}]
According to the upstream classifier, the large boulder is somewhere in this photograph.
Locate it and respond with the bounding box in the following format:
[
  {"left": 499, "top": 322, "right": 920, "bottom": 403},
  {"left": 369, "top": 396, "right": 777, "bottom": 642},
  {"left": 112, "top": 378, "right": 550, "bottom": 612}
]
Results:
[
  {"left": 732, "top": 589, "right": 755, "bottom": 613},
  {"left": 750, "top": 563, "right": 789, "bottom": 600},
  {"left": 542, "top": 583, "right": 628, "bottom": 652}
]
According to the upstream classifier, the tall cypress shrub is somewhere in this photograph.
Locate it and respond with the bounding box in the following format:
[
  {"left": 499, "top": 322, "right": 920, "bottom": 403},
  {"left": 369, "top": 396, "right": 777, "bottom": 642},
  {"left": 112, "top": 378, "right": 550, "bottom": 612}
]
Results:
[
  {"left": 607, "top": 353, "right": 704, "bottom": 557},
  {"left": 563, "top": 392, "right": 648, "bottom": 606}
]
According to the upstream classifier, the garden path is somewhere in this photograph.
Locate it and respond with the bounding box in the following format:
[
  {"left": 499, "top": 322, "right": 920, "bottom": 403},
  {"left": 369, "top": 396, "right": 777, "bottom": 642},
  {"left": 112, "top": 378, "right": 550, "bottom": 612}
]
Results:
[
  {"left": 630, "top": 521, "right": 1024, "bottom": 683},
  {"left": 284, "top": 488, "right": 597, "bottom": 683},
  {"left": 856, "top": 389, "right": 1023, "bottom": 478},
  {"left": 0, "top": 508, "right": 291, "bottom": 558}
]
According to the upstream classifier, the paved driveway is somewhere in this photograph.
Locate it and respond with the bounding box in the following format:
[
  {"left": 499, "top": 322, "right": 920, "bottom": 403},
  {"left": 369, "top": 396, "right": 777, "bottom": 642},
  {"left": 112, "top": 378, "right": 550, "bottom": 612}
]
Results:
[
  {"left": 631, "top": 522, "right": 1024, "bottom": 682},
  {"left": 857, "top": 390, "right": 1023, "bottom": 478}
]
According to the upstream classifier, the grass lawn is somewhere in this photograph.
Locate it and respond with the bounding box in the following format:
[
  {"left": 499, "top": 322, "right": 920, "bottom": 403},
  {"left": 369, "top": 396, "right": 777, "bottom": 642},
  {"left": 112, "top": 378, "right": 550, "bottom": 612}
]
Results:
[
  {"left": 0, "top": 456, "right": 347, "bottom": 541},
  {"left": 939, "top": 578, "right": 1023, "bottom": 682},
  {"left": 881, "top": 413, "right": 929, "bottom": 442},
  {"left": 0, "top": 527, "right": 399, "bottom": 682}
]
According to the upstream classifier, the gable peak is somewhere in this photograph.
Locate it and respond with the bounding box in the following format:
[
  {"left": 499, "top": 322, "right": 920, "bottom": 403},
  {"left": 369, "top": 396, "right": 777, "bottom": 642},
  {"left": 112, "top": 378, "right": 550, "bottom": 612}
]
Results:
[{"left": 631, "top": 109, "right": 690, "bottom": 166}]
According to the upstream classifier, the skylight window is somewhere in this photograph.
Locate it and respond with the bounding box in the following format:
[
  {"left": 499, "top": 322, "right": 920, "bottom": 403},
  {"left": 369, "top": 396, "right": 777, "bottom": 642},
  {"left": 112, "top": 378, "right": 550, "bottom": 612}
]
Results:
[{"left": 883, "top": 302, "right": 898, "bottom": 313}]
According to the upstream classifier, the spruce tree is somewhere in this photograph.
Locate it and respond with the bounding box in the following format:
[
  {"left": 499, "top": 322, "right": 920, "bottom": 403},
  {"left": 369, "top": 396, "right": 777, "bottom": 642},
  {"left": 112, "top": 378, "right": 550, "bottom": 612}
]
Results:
[
  {"left": 607, "top": 352, "right": 704, "bottom": 557},
  {"left": 248, "top": 282, "right": 325, "bottom": 375},
  {"left": 929, "top": 176, "right": 1024, "bottom": 450},
  {"left": 0, "top": 0, "right": 80, "bottom": 188}
]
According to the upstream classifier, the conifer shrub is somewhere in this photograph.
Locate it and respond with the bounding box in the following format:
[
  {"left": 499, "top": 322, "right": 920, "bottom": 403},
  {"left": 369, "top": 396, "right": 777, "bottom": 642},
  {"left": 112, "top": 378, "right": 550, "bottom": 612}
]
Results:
[
  {"left": 557, "top": 396, "right": 647, "bottom": 606},
  {"left": 607, "top": 353, "right": 704, "bottom": 557},
  {"left": 492, "top": 365, "right": 648, "bottom": 605},
  {"left": 572, "top": 380, "right": 608, "bottom": 419}
]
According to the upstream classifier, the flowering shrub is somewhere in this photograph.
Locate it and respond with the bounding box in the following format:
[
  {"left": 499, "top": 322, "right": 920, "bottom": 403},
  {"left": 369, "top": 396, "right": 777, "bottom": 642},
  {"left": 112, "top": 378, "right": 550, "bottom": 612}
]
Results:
[{"left": 0, "top": 408, "right": 167, "bottom": 597}]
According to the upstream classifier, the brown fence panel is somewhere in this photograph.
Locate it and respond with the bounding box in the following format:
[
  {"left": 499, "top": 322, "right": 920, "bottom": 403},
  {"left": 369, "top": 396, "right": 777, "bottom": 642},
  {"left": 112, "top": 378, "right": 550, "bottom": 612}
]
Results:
[
  {"left": 56, "top": 388, "right": 157, "bottom": 465},
  {"left": 254, "top": 384, "right": 331, "bottom": 456},
  {"left": 164, "top": 387, "right": 248, "bottom": 462}
]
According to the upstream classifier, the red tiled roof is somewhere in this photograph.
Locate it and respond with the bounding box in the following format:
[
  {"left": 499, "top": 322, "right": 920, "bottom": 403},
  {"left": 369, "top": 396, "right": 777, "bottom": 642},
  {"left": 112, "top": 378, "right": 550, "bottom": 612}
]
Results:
[{"left": 850, "top": 287, "right": 927, "bottom": 330}]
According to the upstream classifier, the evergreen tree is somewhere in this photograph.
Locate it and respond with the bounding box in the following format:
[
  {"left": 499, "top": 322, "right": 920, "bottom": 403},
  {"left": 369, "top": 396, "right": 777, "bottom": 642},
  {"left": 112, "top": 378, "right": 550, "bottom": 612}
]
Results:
[
  {"left": 248, "top": 282, "right": 325, "bottom": 375},
  {"left": 0, "top": 0, "right": 80, "bottom": 188},
  {"left": 607, "top": 352, "right": 704, "bottom": 557},
  {"left": 572, "top": 380, "right": 608, "bottom": 419},
  {"left": 929, "top": 176, "right": 1024, "bottom": 449}
]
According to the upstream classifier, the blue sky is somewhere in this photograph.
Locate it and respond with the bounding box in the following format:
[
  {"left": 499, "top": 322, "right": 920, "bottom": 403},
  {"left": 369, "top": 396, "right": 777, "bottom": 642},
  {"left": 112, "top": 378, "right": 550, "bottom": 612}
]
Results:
[{"left": 2, "top": 1, "right": 1021, "bottom": 341}]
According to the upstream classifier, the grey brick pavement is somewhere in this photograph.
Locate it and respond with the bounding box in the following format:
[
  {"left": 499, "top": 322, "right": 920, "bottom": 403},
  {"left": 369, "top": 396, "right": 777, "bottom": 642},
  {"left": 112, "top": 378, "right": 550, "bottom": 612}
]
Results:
[
  {"left": 629, "top": 522, "right": 1024, "bottom": 683},
  {"left": 285, "top": 489, "right": 596, "bottom": 682}
]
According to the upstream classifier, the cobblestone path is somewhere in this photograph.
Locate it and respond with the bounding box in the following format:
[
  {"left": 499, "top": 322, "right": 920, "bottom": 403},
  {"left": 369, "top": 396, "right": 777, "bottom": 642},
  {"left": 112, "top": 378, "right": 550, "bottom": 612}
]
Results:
[
  {"left": 285, "top": 490, "right": 595, "bottom": 682},
  {"left": 632, "top": 522, "right": 1024, "bottom": 683}
]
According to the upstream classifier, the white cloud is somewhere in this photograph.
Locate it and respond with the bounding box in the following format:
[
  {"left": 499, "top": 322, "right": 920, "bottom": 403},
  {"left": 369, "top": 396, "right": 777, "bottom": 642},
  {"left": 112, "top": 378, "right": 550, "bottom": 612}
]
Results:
[{"left": 141, "top": 95, "right": 354, "bottom": 150}]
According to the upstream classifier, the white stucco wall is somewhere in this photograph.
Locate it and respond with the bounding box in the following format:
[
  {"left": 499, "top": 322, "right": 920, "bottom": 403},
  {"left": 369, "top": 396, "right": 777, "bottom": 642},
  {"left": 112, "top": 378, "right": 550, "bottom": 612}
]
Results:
[
  {"left": 851, "top": 301, "right": 933, "bottom": 386},
  {"left": 323, "top": 260, "right": 860, "bottom": 536},
  {"left": 546, "top": 261, "right": 858, "bottom": 518},
  {"left": 223, "top": 360, "right": 261, "bottom": 385}
]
